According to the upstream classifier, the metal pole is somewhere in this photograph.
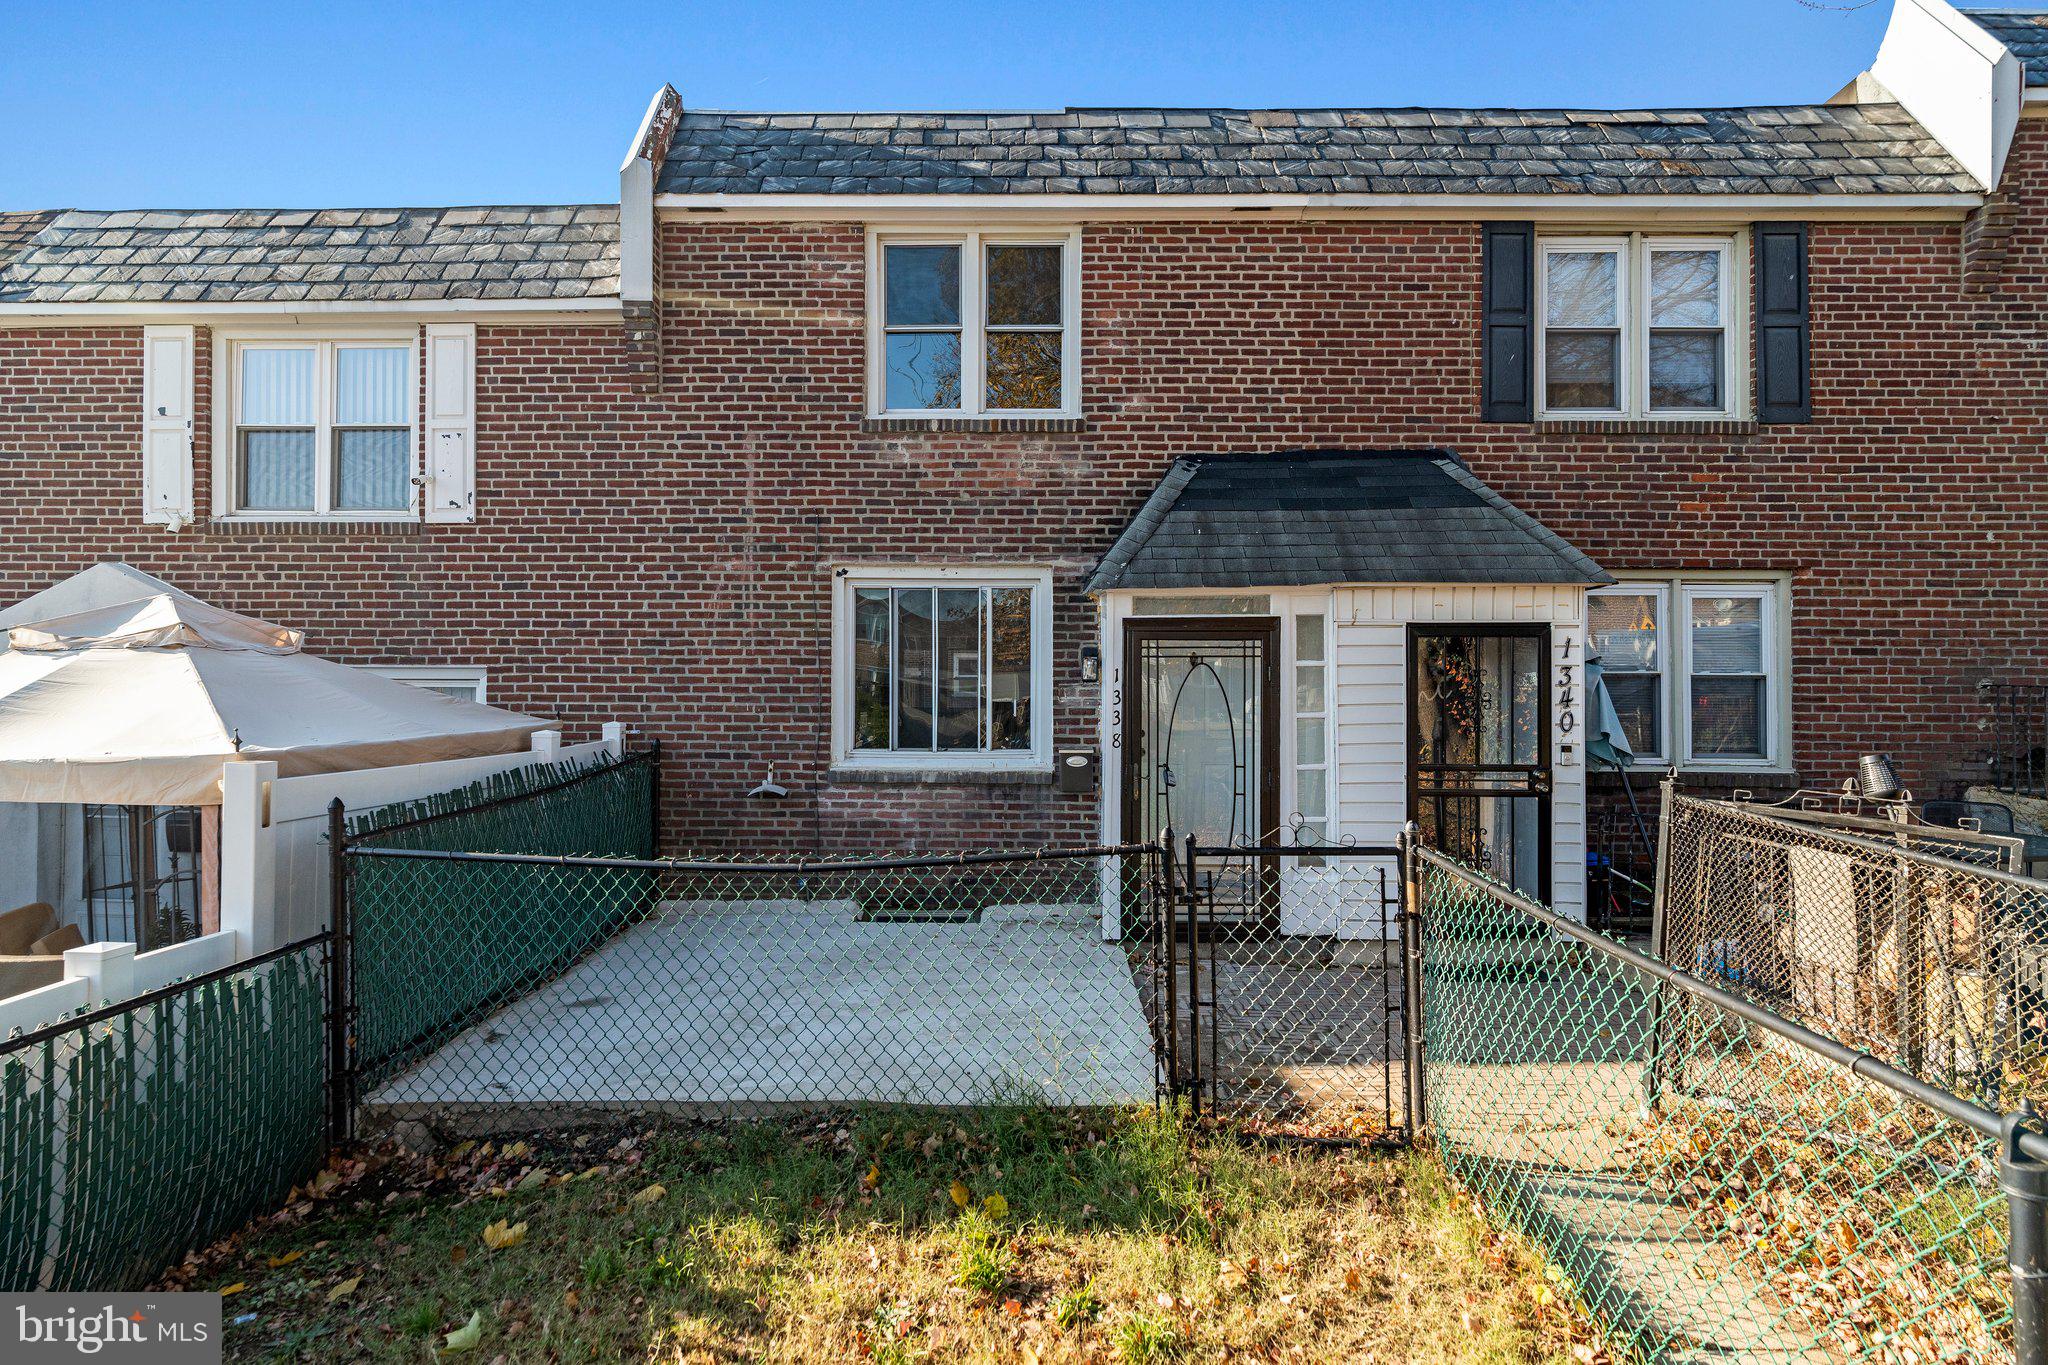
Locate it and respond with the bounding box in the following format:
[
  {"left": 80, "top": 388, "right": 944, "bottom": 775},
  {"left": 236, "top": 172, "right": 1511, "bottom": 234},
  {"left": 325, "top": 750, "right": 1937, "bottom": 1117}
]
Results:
[
  {"left": 646, "top": 736, "right": 664, "bottom": 857},
  {"left": 1183, "top": 831, "right": 1203, "bottom": 1117},
  {"left": 1643, "top": 774, "right": 1679, "bottom": 1115},
  {"left": 1398, "top": 821, "right": 1426, "bottom": 1137},
  {"left": 1159, "top": 828, "right": 1180, "bottom": 1108},
  {"left": 2004, "top": 1104, "right": 2048, "bottom": 1365},
  {"left": 325, "top": 798, "right": 353, "bottom": 1148}
]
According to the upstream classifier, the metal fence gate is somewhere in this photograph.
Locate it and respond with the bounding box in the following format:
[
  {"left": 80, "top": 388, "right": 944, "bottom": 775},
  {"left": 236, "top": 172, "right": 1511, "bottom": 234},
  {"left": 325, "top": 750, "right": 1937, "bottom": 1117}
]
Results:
[{"left": 1149, "top": 833, "right": 1413, "bottom": 1139}]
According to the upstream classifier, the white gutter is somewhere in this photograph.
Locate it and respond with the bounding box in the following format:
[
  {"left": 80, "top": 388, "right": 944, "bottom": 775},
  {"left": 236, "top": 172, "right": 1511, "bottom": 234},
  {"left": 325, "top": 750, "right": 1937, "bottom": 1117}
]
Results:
[
  {"left": 655, "top": 191, "right": 1983, "bottom": 223},
  {"left": 1869, "top": 0, "right": 2020, "bottom": 189}
]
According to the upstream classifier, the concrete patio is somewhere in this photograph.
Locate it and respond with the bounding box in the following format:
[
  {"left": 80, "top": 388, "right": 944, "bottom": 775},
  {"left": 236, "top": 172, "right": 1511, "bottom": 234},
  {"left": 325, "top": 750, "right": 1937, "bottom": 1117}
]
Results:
[{"left": 365, "top": 896, "right": 1157, "bottom": 1124}]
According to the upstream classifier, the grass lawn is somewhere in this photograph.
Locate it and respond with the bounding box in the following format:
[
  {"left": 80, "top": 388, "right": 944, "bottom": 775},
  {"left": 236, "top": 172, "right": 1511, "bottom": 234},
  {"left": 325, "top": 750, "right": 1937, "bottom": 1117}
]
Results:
[{"left": 159, "top": 1107, "right": 1603, "bottom": 1363}]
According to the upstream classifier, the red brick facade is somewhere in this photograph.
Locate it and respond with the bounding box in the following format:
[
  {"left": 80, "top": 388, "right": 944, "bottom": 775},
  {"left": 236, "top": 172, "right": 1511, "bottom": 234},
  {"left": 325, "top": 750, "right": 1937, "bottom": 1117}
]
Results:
[{"left": 6, "top": 127, "right": 2048, "bottom": 854}]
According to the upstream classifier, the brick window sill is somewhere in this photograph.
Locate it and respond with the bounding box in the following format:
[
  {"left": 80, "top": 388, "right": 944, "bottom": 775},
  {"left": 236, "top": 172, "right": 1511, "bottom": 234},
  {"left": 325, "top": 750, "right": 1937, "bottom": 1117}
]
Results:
[
  {"left": 203, "top": 518, "right": 424, "bottom": 538},
  {"left": 1535, "top": 418, "right": 1759, "bottom": 437},
  {"left": 827, "top": 765, "right": 1056, "bottom": 787},
  {"left": 860, "top": 416, "right": 1086, "bottom": 435}
]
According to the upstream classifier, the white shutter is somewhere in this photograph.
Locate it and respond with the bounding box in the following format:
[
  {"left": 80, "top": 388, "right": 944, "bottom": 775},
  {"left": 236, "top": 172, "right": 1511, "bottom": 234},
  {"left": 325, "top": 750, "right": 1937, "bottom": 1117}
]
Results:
[
  {"left": 140, "top": 326, "right": 195, "bottom": 526},
  {"left": 423, "top": 323, "right": 476, "bottom": 523}
]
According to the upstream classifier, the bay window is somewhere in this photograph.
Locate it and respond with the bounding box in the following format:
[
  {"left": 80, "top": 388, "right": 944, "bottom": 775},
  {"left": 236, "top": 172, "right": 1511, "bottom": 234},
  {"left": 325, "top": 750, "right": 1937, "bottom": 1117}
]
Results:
[
  {"left": 869, "top": 229, "right": 1079, "bottom": 418},
  {"left": 1587, "top": 577, "right": 1786, "bottom": 769},
  {"left": 227, "top": 336, "right": 415, "bottom": 517},
  {"left": 835, "top": 567, "right": 1053, "bottom": 770},
  {"left": 1538, "top": 235, "right": 1739, "bottom": 420}
]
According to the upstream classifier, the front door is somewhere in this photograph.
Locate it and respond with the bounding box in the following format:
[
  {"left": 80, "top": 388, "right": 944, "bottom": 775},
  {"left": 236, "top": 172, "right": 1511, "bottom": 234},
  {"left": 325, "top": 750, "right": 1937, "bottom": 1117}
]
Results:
[
  {"left": 1408, "top": 625, "right": 1552, "bottom": 900},
  {"left": 1122, "top": 618, "right": 1280, "bottom": 916}
]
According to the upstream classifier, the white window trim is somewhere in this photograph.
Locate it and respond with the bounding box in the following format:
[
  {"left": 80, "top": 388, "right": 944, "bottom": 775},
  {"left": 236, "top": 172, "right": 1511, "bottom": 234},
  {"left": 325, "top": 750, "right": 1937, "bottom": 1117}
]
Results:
[
  {"left": 1588, "top": 574, "right": 1791, "bottom": 772},
  {"left": 1535, "top": 233, "right": 1748, "bottom": 421},
  {"left": 371, "top": 666, "right": 488, "bottom": 703},
  {"left": 830, "top": 564, "right": 1055, "bottom": 773},
  {"left": 209, "top": 328, "right": 420, "bottom": 522},
  {"left": 865, "top": 228, "right": 1082, "bottom": 419}
]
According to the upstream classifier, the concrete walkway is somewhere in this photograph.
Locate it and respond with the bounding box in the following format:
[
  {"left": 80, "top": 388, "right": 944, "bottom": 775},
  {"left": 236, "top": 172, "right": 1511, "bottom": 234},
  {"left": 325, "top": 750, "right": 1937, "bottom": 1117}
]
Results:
[{"left": 366, "top": 898, "right": 1156, "bottom": 1122}]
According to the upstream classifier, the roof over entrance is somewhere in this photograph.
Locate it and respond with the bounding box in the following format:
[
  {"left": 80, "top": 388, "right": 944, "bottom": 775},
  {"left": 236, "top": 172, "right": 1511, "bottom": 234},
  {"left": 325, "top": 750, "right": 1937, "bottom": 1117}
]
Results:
[{"left": 1084, "top": 449, "right": 1611, "bottom": 593}]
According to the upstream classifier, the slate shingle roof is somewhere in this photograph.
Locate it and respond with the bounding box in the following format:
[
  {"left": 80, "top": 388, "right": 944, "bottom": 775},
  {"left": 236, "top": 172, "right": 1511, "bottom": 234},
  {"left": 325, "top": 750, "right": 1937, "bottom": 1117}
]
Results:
[
  {"left": 0, "top": 206, "right": 620, "bottom": 305},
  {"left": 1085, "top": 450, "right": 1611, "bottom": 592},
  {"left": 0, "top": 211, "right": 59, "bottom": 272},
  {"left": 1965, "top": 8, "right": 2048, "bottom": 86},
  {"left": 658, "top": 103, "right": 1978, "bottom": 196}
]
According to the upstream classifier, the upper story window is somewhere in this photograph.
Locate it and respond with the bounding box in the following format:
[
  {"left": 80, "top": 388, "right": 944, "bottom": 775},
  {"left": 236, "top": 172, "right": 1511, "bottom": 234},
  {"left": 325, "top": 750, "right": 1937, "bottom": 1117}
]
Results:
[
  {"left": 1538, "top": 235, "right": 1741, "bottom": 420},
  {"left": 227, "top": 337, "right": 415, "bottom": 518},
  {"left": 1588, "top": 576, "right": 1787, "bottom": 771},
  {"left": 371, "top": 666, "right": 488, "bottom": 703},
  {"left": 832, "top": 566, "right": 1054, "bottom": 771},
  {"left": 868, "top": 230, "right": 1080, "bottom": 419}
]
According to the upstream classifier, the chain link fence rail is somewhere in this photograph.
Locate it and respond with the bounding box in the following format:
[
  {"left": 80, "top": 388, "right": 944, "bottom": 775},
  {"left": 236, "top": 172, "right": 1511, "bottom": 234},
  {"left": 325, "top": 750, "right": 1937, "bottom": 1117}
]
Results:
[
  {"left": 0, "top": 938, "right": 331, "bottom": 1292},
  {"left": 1659, "top": 789, "right": 2048, "bottom": 1111},
  {"left": 1415, "top": 839, "right": 2048, "bottom": 1364}
]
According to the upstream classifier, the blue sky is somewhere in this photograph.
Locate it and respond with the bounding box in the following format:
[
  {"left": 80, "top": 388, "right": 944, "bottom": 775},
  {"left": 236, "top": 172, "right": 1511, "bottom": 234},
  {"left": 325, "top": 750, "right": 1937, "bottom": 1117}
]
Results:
[{"left": 0, "top": 0, "right": 1902, "bottom": 209}]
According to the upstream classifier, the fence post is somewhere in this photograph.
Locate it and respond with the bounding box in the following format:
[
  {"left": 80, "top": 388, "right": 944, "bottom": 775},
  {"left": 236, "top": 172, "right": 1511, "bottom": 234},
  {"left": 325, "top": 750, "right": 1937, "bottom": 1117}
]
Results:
[
  {"left": 1398, "top": 821, "right": 1426, "bottom": 1137},
  {"left": 1183, "top": 831, "right": 1203, "bottom": 1117},
  {"left": 1642, "top": 775, "right": 1680, "bottom": 1116},
  {"left": 647, "top": 736, "right": 664, "bottom": 857},
  {"left": 1157, "top": 829, "right": 1180, "bottom": 1109},
  {"left": 326, "top": 797, "right": 354, "bottom": 1148},
  {"left": 2004, "top": 1104, "right": 2048, "bottom": 1365}
]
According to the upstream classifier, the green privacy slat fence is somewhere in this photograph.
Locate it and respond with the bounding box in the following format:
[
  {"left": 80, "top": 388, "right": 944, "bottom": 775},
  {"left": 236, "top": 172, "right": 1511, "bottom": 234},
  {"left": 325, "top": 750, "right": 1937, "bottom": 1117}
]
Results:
[
  {"left": 347, "top": 750, "right": 658, "bottom": 1091},
  {"left": 0, "top": 943, "right": 328, "bottom": 1293},
  {"left": 1417, "top": 848, "right": 2015, "bottom": 1363}
]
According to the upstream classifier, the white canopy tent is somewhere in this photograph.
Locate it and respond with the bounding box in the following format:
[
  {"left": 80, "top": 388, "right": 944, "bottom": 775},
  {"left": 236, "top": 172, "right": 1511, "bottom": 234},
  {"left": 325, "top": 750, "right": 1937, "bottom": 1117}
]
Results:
[{"left": 0, "top": 569, "right": 546, "bottom": 807}]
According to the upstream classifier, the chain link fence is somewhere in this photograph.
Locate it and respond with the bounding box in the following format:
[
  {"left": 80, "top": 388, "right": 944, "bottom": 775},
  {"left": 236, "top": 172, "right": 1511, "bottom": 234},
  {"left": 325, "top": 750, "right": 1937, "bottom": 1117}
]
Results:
[
  {"left": 1660, "top": 790, "right": 2048, "bottom": 1110},
  {"left": 1416, "top": 843, "right": 2038, "bottom": 1363},
  {"left": 341, "top": 755, "right": 1167, "bottom": 1123},
  {"left": 0, "top": 939, "right": 331, "bottom": 1292}
]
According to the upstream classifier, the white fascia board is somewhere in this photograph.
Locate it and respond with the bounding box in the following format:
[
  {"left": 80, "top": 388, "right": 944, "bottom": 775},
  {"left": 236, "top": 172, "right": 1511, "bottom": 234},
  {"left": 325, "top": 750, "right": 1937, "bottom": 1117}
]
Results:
[
  {"left": 0, "top": 297, "right": 623, "bottom": 325},
  {"left": 657, "top": 191, "right": 1982, "bottom": 223},
  {"left": 1871, "top": 0, "right": 2021, "bottom": 188}
]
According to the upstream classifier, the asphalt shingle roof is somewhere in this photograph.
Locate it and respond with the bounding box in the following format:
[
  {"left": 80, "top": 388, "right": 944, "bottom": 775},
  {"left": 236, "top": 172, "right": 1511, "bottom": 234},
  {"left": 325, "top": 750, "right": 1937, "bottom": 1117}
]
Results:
[
  {"left": 0, "top": 206, "right": 620, "bottom": 305},
  {"left": 659, "top": 103, "right": 1978, "bottom": 196},
  {"left": 1085, "top": 450, "right": 1612, "bottom": 593},
  {"left": 1966, "top": 8, "right": 2048, "bottom": 85}
]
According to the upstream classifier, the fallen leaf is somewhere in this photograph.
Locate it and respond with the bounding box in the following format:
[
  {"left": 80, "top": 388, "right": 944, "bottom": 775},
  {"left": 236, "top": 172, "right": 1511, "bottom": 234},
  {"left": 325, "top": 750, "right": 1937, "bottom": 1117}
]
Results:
[
  {"left": 1343, "top": 1266, "right": 1363, "bottom": 1293},
  {"left": 862, "top": 1165, "right": 881, "bottom": 1191},
  {"left": 563, "top": 1289, "right": 580, "bottom": 1310},
  {"left": 449, "top": 1246, "right": 467, "bottom": 1265},
  {"left": 949, "top": 1180, "right": 971, "bottom": 1209},
  {"left": 442, "top": 1310, "right": 484, "bottom": 1354},
  {"left": 983, "top": 1193, "right": 1008, "bottom": 1218},
  {"left": 515, "top": 1168, "right": 549, "bottom": 1192},
  {"left": 481, "top": 1220, "right": 527, "bottom": 1250},
  {"left": 265, "top": 1250, "right": 304, "bottom": 1269},
  {"left": 326, "top": 1275, "right": 360, "bottom": 1302},
  {"left": 632, "top": 1183, "right": 668, "bottom": 1207},
  {"left": 219, "top": 1283, "right": 247, "bottom": 1297},
  {"left": 500, "top": 1141, "right": 531, "bottom": 1160},
  {"left": 1003, "top": 1299, "right": 1023, "bottom": 1317}
]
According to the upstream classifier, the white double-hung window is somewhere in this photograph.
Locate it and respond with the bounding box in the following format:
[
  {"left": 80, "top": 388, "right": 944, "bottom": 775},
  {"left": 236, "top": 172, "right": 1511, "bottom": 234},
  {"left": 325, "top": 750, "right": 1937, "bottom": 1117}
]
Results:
[
  {"left": 1538, "top": 235, "right": 1741, "bottom": 419},
  {"left": 1587, "top": 577, "right": 1787, "bottom": 769},
  {"left": 833, "top": 567, "right": 1053, "bottom": 771},
  {"left": 868, "top": 229, "right": 1080, "bottom": 418},
  {"left": 226, "top": 336, "right": 416, "bottom": 517}
]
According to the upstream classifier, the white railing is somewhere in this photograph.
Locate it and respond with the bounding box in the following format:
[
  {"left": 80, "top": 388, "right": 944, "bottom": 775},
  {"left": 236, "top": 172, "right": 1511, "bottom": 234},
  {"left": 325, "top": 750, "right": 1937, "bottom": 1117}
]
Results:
[{"left": 0, "top": 929, "right": 241, "bottom": 1038}]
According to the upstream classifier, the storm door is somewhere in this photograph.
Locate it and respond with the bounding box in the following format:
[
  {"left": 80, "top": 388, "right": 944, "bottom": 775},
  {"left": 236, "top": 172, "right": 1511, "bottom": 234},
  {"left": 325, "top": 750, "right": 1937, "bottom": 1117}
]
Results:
[{"left": 1408, "top": 625, "right": 1552, "bottom": 901}]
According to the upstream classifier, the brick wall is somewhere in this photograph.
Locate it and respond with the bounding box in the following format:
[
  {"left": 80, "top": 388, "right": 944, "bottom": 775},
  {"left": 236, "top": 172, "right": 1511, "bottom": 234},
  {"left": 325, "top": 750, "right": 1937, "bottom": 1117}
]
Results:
[{"left": 5, "top": 129, "right": 2047, "bottom": 855}]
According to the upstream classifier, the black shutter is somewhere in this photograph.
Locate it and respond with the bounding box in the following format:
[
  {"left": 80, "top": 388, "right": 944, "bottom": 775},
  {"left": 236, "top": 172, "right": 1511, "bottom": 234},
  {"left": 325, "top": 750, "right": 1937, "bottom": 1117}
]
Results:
[
  {"left": 1754, "top": 222, "right": 1810, "bottom": 424},
  {"left": 1481, "top": 222, "right": 1535, "bottom": 422}
]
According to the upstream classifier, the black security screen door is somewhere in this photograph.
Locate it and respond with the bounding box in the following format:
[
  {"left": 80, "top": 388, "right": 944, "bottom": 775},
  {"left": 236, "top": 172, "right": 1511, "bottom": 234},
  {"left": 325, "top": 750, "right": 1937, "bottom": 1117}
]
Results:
[
  {"left": 1122, "top": 618, "right": 1280, "bottom": 918},
  {"left": 1408, "top": 625, "right": 1551, "bottom": 901}
]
